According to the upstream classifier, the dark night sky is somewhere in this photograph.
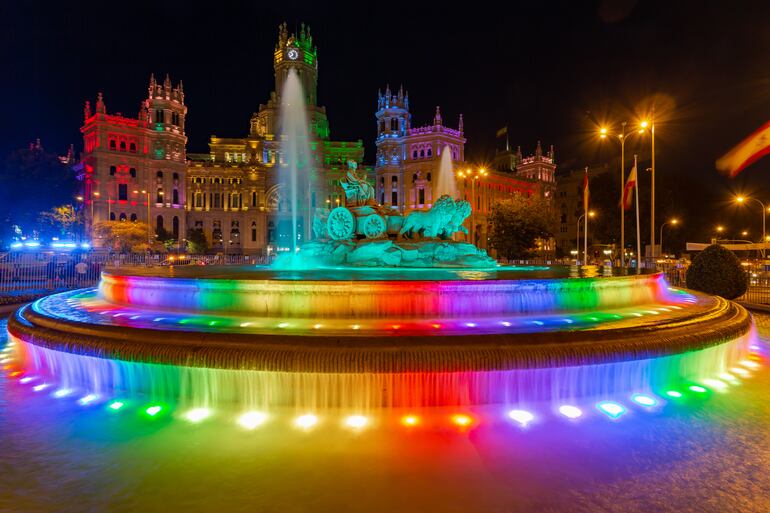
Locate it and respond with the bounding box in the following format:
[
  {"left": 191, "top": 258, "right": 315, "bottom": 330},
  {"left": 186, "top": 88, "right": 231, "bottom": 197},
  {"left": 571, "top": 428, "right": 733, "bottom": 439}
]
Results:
[{"left": 2, "top": 0, "right": 770, "bottom": 241}]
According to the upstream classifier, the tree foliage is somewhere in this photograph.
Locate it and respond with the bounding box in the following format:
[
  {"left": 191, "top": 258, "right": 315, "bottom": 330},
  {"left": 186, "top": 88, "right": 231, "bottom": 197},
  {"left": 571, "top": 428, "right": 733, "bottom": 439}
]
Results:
[
  {"left": 93, "top": 221, "right": 162, "bottom": 253},
  {"left": 186, "top": 228, "right": 208, "bottom": 254},
  {"left": 38, "top": 204, "right": 81, "bottom": 239},
  {"left": 685, "top": 244, "right": 747, "bottom": 299},
  {"left": 488, "top": 195, "right": 556, "bottom": 259}
]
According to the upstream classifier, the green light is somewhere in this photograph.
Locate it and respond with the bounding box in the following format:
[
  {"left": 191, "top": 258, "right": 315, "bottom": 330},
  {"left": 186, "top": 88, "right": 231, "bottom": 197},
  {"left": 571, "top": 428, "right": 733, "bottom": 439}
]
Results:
[
  {"left": 665, "top": 391, "right": 682, "bottom": 398},
  {"left": 145, "top": 405, "right": 162, "bottom": 416},
  {"left": 688, "top": 385, "right": 707, "bottom": 393},
  {"left": 108, "top": 401, "right": 124, "bottom": 410}
]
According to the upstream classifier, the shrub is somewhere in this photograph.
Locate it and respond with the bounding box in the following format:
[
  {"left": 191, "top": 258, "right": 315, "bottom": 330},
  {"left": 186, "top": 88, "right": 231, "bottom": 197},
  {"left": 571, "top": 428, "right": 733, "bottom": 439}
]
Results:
[{"left": 685, "top": 244, "right": 747, "bottom": 299}]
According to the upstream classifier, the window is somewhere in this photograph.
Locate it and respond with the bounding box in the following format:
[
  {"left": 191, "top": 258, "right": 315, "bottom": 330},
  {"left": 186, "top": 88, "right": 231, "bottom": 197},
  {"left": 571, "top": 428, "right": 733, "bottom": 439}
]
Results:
[
  {"left": 420, "top": 149, "right": 425, "bottom": 158},
  {"left": 156, "top": 215, "right": 164, "bottom": 233},
  {"left": 418, "top": 188, "right": 425, "bottom": 205},
  {"left": 412, "top": 173, "right": 418, "bottom": 183},
  {"left": 173, "top": 189, "right": 179, "bottom": 205},
  {"left": 109, "top": 166, "right": 117, "bottom": 176},
  {"left": 392, "top": 176, "right": 398, "bottom": 184},
  {"left": 156, "top": 188, "right": 163, "bottom": 203},
  {"left": 194, "top": 192, "right": 202, "bottom": 208},
  {"left": 155, "top": 109, "right": 164, "bottom": 123},
  {"left": 129, "top": 142, "right": 137, "bottom": 153},
  {"left": 390, "top": 118, "right": 398, "bottom": 131},
  {"left": 251, "top": 191, "right": 257, "bottom": 207},
  {"left": 427, "top": 172, "right": 432, "bottom": 182},
  {"left": 118, "top": 184, "right": 127, "bottom": 201},
  {"left": 129, "top": 167, "right": 136, "bottom": 178},
  {"left": 172, "top": 216, "right": 179, "bottom": 238},
  {"left": 427, "top": 148, "right": 432, "bottom": 157},
  {"left": 156, "top": 171, "right": 163, "bottom": 179},
  {"left": 110, "top": 212, "right": 116, "bottom": 221},
  {"left": 130, "top": 213, "right": 137, "bottom": 222},
  {"left": 109, "top": 139, "right": 116, "bottom": 150},
  {"left": 391, "top": 191, "right": 398, "bottom": 205},
  {"left": 119, "top": 141, "right": 126, "bottom": 151},
  {"left": 173, "top": 172, "right": 179, "bottom": 182},
  {"left": 119, "top": 213, "right": 126, "bottom": 221}
]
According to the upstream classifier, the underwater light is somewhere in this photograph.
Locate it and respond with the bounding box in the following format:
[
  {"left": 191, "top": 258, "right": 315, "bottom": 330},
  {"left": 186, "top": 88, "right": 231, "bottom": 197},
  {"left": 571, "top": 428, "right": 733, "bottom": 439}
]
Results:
[
  {"left": 702, "top": 379, "right": 728, "bottom": 391},
  {"left": 507, "top": 409, "right": 535, "bottom": 427},
  {"left": 597, "top": 402, "right": 626, "bottom": 419},
  {"left": 500, "top": 321, "right": 512, "bottom": 327},
  {"left": 631, "top": 394, "right": 657, "bottom": 407},
  {"left": 239, "top": 322, "right": 253, "bottom": 327},
  {"left": 688, "top": 385, "right": 707, "bottom": 393},
  {"left": 401, "top": 415, "right": 420, "bottom": 427},
  {"left": 184, "top": 408, "right": 212, "bottom": 423},
  {"left": 344, "top": 415, "right": 368, "bottom": 429},
  {"left": 78, "top": 393, "right": 99, "bottom": 406},
  {"left": 730, "top": 367, "right": 750, "bottom": 377},
  {"left": 718, "top": 373, "right": 739, "bottom": 383},
  {"left": 313, "top": 324, "right": 322, "bottom": 329},
  {"left": 52, "top": 388, "right": 72, "bottom": 398},
  {"left": 295, "top": 414, "right": 318, "bottom": 429},
  {"left": 19, "top": 377, "right": 34, "bottom": 384},
  {"left": 465, "top": 323, "right": 477, "bottom": 328},
  {"left": 665, "top": 390, "right": 683, "bottom": 398},
  {"left": 32, "top": 384, "right": 50, "bottom": 392},
  {"left": 558, "top": 405, "right": 583, "bottom": 419},
  {"left": 451, "top": 414, "right": 474, "bottom": 427},
  {"left": 237, "top": 411, "right": 268, "bottom": 430},
  {"left": 740, "top": 360, "right": 760, "bottom": 370},
  {"left": 145, "top": 405, "right": 163, "bottom": 416},
  {"left": 278, "top": 322, "right": 289, "bottom": 328},
  {"left": 108, "top": 401, "right": 125, "bottom": 411}
]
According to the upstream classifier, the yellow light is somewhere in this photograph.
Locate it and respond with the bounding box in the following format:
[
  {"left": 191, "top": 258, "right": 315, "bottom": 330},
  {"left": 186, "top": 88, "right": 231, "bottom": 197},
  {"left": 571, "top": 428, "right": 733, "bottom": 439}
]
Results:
[
  {"left": 294, "top": 414, "right": 318, "bottom": 429},
  {"left": 736, "top": 196, "right": 745, "bottom": 203},
  {"left": 344, "top": 415, "right": 368, "bottom": 430},
  {"left": 589, "top": 211, "right": 596, "bottom": 217},
  {"left": 93, "top": 192, "right": 100, "bottom": 197},
  {"left": 237, "top": 411, "right": 268, "bottom": 430},
  {"left": 671, "top": 219, "right": 678, "bottom": 225},
  {"left": 451, "top": 413, "right": 474, "bottom": 427},
  {"left": 401, "top": 415, "right": 420, "bottom": 427},
  {"left": 599, "top": 127, "right": 608, "bottom": 135},
  {"left": 640, "top": 120, "right": 649, "bottom": 128}
]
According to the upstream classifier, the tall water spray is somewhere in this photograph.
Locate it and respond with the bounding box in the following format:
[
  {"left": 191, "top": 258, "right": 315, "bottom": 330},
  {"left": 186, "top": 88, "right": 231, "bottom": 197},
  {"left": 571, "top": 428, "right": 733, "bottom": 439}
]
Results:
[
  {"left": 278, "top": 69, "right": 312, "bottom": 254},
  {"left": 434, "top": 145, "right": 458, "bottom": 200}
]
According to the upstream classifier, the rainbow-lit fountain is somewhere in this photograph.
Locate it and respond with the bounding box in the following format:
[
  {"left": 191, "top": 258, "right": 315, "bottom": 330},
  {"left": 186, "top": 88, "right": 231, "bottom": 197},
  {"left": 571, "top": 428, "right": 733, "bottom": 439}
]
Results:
[{"left": 3, "top": 71, "right": 761, "bottom": 428}]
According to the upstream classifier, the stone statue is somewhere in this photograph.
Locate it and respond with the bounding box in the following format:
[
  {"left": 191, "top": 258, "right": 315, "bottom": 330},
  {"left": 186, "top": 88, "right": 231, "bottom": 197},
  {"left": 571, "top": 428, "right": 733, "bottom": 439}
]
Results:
[
  {"left": 399, "top": 195, "right": 460, "bottom": 239},
  {"left": 340, "top": 167, "right": 375, "bottom": 207},
  {"left": 439, "top": 199, "right": 471, "bottom": 239}
]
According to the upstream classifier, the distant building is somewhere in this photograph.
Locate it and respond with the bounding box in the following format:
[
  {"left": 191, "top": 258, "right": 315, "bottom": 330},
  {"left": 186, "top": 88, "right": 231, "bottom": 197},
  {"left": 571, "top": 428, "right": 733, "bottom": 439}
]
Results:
[{"left": 554, "top": 164, "right": 610, "bottom": 254}]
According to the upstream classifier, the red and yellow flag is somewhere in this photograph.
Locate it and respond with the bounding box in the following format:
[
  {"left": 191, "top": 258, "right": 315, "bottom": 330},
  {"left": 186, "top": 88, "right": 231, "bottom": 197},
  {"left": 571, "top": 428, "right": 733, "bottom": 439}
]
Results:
[
  {"left": 717, "top": 119, "right": 770, "bottom": 177},
  {"left": 582, "top": 168, "right": 590, "bottom": 213},
  {"left": 622, "top": 163, "right": 637, "bottom": 210}
]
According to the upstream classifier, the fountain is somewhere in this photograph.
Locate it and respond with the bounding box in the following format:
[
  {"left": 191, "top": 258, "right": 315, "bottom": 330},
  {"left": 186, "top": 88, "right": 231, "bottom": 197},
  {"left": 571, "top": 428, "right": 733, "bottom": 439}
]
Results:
[
  {"left": 433, "top": 144, "right": 458, "bottom": 200},
  {"left": 2, "top": 75, "right": 761, "bottom": 426}
]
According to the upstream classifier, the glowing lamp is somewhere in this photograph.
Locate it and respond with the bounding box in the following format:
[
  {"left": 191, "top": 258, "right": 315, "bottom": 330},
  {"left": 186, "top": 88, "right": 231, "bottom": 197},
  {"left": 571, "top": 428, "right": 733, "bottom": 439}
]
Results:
[
  {"left": 701, "top": 379, "right": 728, "bottom": 391},
  {"left": 32, "top": 384, "right": 50, "bottom": 392},
  {"left": 451, "top": 414, "right": 474, "bottom": 427},
  {"left": 295, "top": 414, "right": 318, "bottom": 429},
  {"left": 508, "top": 409, "right": 535, "bottom": 427},
  {"left": 631, "top": 394, "right": 657, "bottom": 407},
  {"left": 78, "top": 394, "right": 99, "bottom": 406},
  {"left": 52, "top": 388, "right": 72, "bottom": 398},
  {"left": 665, "top": 390, "right": 683, "bottom": 398},
  {"left": 688, "top": 385, "right": 707, "bottom": 393},
  {"left": 344, "top": 415, "right": 368, "bottom": 430},
  {"left": 145, "top": 405, "right": 163, "bottom": 416},
  {"left": 184, "top": 408, "right": 212, "bottom": 423},
  {"left": 238, "top": 411, "right": 268, "bottom": 430},
  {"left": 401, "top": 415, "right": 420, "bottom": 427},
  {"left": 108, "top": 401, "right": 125, "bottom": 411},
  {"left": 558, "top": 405, "right": 582, "bottom": 419},
  {"left": 597, "top": 402, "right": 626, "bottom": 419}
]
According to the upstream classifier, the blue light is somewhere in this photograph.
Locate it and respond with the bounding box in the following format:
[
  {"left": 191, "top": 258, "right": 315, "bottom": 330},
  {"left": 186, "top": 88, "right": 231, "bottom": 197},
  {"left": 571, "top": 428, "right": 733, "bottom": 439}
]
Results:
[
  {"left": 24, "top": 241, "right": 41, "bottom": 248},
  {"left": 10, "top": 242, "right": 22, "bottom": 249},
  {"left": 596, "top": 401, "right": 626, "bottom": 419}
]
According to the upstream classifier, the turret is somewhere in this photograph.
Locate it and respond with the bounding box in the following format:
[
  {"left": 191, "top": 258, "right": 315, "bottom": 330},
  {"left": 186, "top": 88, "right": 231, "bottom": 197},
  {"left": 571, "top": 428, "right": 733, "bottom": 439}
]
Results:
[
  {"left": 84, "top": 100, "right": 91, "bottom": 120},
  {"left": 433, "top": 106, "right": 442, "bottom": 126},
  {"left": 458, "top": 114, "right": 464, "bottom": 134},
  {"left": 96, "top": 92, "right": 106, "bottom": 114}
]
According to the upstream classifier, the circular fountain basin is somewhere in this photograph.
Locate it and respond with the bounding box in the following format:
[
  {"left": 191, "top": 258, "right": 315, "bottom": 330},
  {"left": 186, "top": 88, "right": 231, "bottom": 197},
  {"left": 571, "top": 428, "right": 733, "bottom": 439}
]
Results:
[{"left": 6, "top": 265, "right": 754, "bottom": 410}]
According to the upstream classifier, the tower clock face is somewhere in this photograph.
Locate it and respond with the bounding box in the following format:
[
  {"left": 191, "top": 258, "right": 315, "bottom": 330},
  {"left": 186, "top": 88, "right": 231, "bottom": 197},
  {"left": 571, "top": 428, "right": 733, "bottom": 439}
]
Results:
[{"left": 287, "top": 48, "right": 299, "bottom": 60}]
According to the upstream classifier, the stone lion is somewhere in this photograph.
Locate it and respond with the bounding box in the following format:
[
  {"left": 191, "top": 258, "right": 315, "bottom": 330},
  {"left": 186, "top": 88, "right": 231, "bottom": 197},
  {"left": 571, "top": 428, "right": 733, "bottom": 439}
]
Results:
[
  {"left": 399, "top": 195, "right": 457, "bottom": 239},
  {"left": 439, "top": 199, "right": 471, "bottom": 239}
]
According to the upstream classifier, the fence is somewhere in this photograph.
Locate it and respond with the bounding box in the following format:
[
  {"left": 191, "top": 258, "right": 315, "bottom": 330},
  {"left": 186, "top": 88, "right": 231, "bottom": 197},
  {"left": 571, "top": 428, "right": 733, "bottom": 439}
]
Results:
[{"left": 0, "top": 252, "right": 271, "bottom": 295}]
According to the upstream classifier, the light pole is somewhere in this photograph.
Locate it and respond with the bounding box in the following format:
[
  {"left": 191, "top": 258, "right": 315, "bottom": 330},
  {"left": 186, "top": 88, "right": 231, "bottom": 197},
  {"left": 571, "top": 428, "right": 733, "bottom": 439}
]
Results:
[
  {"left": 599, "top": 122, "right": 644, "bottom": 267},
  {"left": 457, "top": 167, "right": 488, "bottom": 245},
  {"left": 735, "top": 195, "right": 766, "bottom": 257},
  {"left": 659, "top": 218, "right": 678, "bottom": 258},
  {"left": 638, "top": 115, "right": 656, "bottom": 259},
  {"left": 576, "top": 211, "right": 595, "bottom": 265},
  {"left": 138, "top": 189, "right": 163, "bottom": 247}
]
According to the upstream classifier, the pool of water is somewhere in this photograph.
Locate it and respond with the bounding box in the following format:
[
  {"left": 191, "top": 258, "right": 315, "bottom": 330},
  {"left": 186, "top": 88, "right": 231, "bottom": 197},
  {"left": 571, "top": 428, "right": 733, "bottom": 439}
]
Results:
[{"left": 0, "top": 315, "right": 768, "bottom": 512}]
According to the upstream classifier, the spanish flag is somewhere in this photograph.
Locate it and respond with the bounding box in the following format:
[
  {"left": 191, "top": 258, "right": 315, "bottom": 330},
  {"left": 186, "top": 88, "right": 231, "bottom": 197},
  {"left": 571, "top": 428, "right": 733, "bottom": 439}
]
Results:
[
  {"left": 622, "top": 163, "right": 637, "bottom": 210},
  {"left": 716, "top": 119, "right": 770, "bottom": 177}
]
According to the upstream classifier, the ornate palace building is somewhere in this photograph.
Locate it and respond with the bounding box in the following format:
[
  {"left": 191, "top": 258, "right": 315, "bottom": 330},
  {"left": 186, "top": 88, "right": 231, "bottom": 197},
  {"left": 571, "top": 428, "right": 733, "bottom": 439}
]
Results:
[{"left": 82, "top": 23, "right": 365, "bottom": 253}]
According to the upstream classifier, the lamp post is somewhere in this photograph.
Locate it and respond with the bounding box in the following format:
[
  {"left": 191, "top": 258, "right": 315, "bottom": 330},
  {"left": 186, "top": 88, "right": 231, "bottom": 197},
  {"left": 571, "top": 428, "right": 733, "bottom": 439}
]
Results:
[
  {"left": 735, "top": 195, "right": 766, "bottom": 257},
  {"left": 659, "top": 218, "right": 678, "bottom": 258},
  {"left": 457, "top": 167, "right": 488, "bottom": 245},
  {"left": 599, "top": 122, "right": 644, "bottom": 267},
  {"left": 138, "top": 189, "right": 163, "bottom": 247},
  {"left": 576, "top": 211, "right": 595, "bottom": 265}
]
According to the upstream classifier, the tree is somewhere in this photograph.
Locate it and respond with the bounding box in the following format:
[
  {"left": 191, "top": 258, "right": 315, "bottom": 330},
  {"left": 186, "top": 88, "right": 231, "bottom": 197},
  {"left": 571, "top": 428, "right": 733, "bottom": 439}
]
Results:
[
  {"left": 488, "top": 195, "right": 556, "bottom": 259},
  {"left": 38, "top": 204, "right": 81, "bottom": 240},
  {"left": 155, "top": 227, "right": 177, "bottom": 251},
  {"left": 186, "top": 228, "right": 208, "bottom": 254},
  {"left": 93, "top": 221, "right": 163, "bottom": 253},
  {"left": 685, "top": 244, "right": 747, "bottom": 299}
]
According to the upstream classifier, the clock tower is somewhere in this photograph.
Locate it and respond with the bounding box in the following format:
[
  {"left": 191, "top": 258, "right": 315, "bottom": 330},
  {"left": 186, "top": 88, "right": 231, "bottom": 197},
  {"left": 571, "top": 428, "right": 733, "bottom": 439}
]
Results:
[{"left": 274, "top": 22, "right": 318, "bottom": 106}]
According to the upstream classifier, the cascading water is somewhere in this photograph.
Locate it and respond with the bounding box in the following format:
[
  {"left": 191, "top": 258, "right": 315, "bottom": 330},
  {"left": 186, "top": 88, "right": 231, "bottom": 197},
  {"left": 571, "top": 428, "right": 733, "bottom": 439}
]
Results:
[
  {"left": 433, "top": 144, "right": 458, "bottom": 200},
  {"left": 278, "top": 69, "right": 312, "bottom": 255}
]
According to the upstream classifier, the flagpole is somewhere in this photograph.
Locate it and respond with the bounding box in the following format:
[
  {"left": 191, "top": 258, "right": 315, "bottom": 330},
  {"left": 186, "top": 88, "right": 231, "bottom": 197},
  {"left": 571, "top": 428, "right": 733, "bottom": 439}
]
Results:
[
  {"left": 620, "top": 122, "right": 626, "bottom": 268},
  {"left": 584, "top": 166, "right": 589, "bottom": 265},
  {"left": 650, "top": 107, "right": 656, "bottom": 262},
  {"left": 634, "top": 155, "right": 642, "bottom": 274}
]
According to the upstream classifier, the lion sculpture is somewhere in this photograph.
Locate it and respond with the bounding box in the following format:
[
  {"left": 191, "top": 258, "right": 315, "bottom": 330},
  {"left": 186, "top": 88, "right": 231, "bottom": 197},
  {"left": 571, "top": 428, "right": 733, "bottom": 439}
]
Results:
[{"left": 399, "top": 195, "right": 469, "bottom": 239}]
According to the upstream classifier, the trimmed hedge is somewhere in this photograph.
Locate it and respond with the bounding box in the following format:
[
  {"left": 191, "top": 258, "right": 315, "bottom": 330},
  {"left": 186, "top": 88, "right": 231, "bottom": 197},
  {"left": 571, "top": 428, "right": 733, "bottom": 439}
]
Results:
[{"left": 685, "top": 244, "right": 748, "bottom": 299}]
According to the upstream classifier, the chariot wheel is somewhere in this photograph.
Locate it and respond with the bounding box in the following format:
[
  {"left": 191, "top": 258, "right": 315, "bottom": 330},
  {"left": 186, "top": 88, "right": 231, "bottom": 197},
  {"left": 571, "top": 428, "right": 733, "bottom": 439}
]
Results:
[
  {"left": 362, "top": 214, "right": 387, "bottom": 239},
  {"left": 327, "top": 207, "right": 355, "bottom": 240}
]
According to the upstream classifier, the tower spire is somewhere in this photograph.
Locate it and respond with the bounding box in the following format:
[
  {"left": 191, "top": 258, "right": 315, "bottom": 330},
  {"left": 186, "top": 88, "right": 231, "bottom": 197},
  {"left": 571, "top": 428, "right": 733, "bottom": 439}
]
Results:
[
  {"left": 434, "top": 106, "right": 442, "bottom": 126},
  {"left": 96, "top": 92, "right": 106, "bottom": 114},
  {"left": 458, "top": 113, "right": 464, "bottom": 133},
  {"left": 535, "top": 140, "right": 542, "bottom": 157},
  {"left": 83, "top": 100, "right": 91, "bottom": 120}
]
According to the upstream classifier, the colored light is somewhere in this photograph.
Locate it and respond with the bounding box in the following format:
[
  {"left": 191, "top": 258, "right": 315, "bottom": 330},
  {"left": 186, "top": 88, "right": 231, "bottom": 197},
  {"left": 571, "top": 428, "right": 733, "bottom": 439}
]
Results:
[
  {"left": 665, "top": 390, "right": 683, "bottom": 398},
  {"left": 344, "top": 415, "right": 368, "bottom": 429},
  {"left": 688, "top": 385, "right": 707, "bottom": 393},
  {"left": 500, "top": 321, "right": 512, "bottom": 327},
  {"left": 145, "top": 405, "right": 163, "bottom": 416},
  {"left": 19, "top": 377, "right": 34, "bottom": 384},
  {"left": 451, "top": 414, "right": 474, "bottom": 427},
  {"left": 52, "top": 388, "right": 72, "bottom": 398},
  {"left": 184, "top": 408, "right": 211, "bottom": 423},
  {"left": 532, "top": 320, "right": 544, "bottom": 326},
  {"left": 508, "top": 409, "right": 535, "bottom": 427},
  {"left": 108, "top": 401, "right": 125, "bottom": 410},
  {"left": 0, "top": 358, "right": 11, "bottom": 364},
  {"left": 313, "top": 324, "right": 322, "bottom": 329},
  {"left": 740, "top": 360, "right": 760, "bottom": 369},
  {"left": 718, "top": 372, "right": 739, "bottom": 383},
  {"left": 631, "top": 394, "right": 657, "bottom": 407},
  {"left": 8, "top": 371, "right": 22, "bottom": 377},
  {"left": 78, "top": 393, "right": 99, "bottom": 405},
  {"left": 32, "top": 384, "right": 50, "bottom": 392},
  {"left": 237, "top": 411, "right": 268, "bottom": 430},
  {"left": 465, "top": 323, "right": 477, "bottom": 328},
  {"left": 702, "top": 379, "right": 728, "bottom": 391},
  {"left": 731, "top": 367, "right": 750, "bottom": 377},
  {"left": 351, "top": 324, "right": 360, "bottom": 330},
  {"left": 239, "top": 322, "right": 253, "bottom": 327},
  {"left": 558, "top": 405, "right": 582, "bottom": 419},
  {"left": 401, "top": 415, "right": 420, "bottom": 427},
  {"left": 278, "top": 322, "right": 289, "bottom": 328},
  {"left": 431, "top": 324, "right": 441, "bottom": 329},
  {"left": 295, "top": 414, "right": 318, "bottom": 429},
  {"left": 597, "top": 402, "right": 626, "bottom": 419}
]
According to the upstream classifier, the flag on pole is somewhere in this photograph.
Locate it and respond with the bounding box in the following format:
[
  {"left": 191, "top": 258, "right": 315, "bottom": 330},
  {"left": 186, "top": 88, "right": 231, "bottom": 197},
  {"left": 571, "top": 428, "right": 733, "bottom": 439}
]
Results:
[
  {"left": 622, "top": 163, "right": 637, "bottom": 210},
  {"left": 582, "top": 167, "right": 590, "bottom": 213},
  {"left": 716, "top": 119, "right": 770, "bottom": 177}
]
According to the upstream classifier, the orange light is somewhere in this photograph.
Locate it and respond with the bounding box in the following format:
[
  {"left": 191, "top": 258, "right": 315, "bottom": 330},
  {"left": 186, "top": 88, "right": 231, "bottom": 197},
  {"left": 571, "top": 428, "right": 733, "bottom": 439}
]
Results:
[
  {"left": 401, "top": 415, "right": 420, "bottom": 427},
  {"left": 640, "top": 120, "right": 649, "bottom": 129},
  {"left": 451, "top": 414, "right": 474, "bottom": 427},
  {"left": 431, "top": 323, "right": 441, "bottom": 329}
]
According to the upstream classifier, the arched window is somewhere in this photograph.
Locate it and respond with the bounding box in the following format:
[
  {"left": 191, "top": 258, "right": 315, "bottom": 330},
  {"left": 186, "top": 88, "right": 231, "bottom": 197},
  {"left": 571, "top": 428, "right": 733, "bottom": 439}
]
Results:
[
  {"left": 412, "top": 150, "right": 417, "bottom": 159},
  {"left": 155, "top": 109, "right": 164, "bottom": 124},
  {"left": 129, "top": 168, "right": 136, "bottom": 178},
  {"left": 130, "top": 213, "right": 137, "bottom": 222},
  {"left": 172, "top": 216, "right": 179, "bottom": 238},
  {"left": 172, "top": 189, "right": 179, "bottom": 205},
  {"left": 390, "top": 118, "right": 398, "bottom": 131},
  {"left": 420, "top": 149, "right": 425, "bottom": 158},
  {"left": 156, "top": 171, "right": 163, "bottom": 179},
  {"left": 379, "top": 120, "right": 385, "bottom": 133},
  {"left": 392, "top": 176, "right": 398, "bottom": 184},
  {"left": 109, "top": 139, "right": 116, "bottom": 150},
  {"left": 173, "top": 172, "right": 179, "bottom": 182},
  {"left": 119, "top": 141, "right": 126, "bottom": 151},
  {"left": 267, "top": 221, "right": 276, "bottom": 243},
  {"left": 427, "top": 148, "right": 432, "bottom": 157},
  {"left": 119, "top": 213, "right": 126, "bottom": 221},
  {"left": 110, "top": 212, "right": 116, "bottom": 221},
  {"left": 251, "top": 191, "right": 257, "bottom": 207},
  {"left": 156, "top": 215, "right": 164, "bottom": 232},
  {"left": 427, "top": 172, "right": 432, "bottom": 182},
  {"left": 129, "top": 142, "right": 137, "bottom": 153},
  {"left": 251, "top": 221, "right": 257, "bottom": 242},
  {"left": 156, "top": 188, "right": 163, "bottom": 203},
  {"left": 109, "top": 166, "right": 116, "bottom": 176},
  {"left": 391, "top": 191, "right": 398, "bottom": 205}
]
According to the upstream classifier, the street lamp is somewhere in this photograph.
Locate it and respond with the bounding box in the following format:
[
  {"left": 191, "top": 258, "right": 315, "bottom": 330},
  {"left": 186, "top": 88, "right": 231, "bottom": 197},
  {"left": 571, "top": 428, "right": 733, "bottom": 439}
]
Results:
[
  {"left": 457, "top": 166, "right": 488, "bottom": 245},
  {"left": 735, "top": 195, "right": 766, "bottom": 257},
  {"left": 576, "top": 211, "right": 595, "bottom": 265},
  {"left": 639, "top": 114, "right": 656, "bottom": 258},
  {"left": 659, "top": 218, "right": 679, "bottom": 257},
  {"left": 137, "top": 189, "right": 163, "bottom": 247},
  {"left": 599, "top": 121, "right": 645, "bottom": 267}
]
